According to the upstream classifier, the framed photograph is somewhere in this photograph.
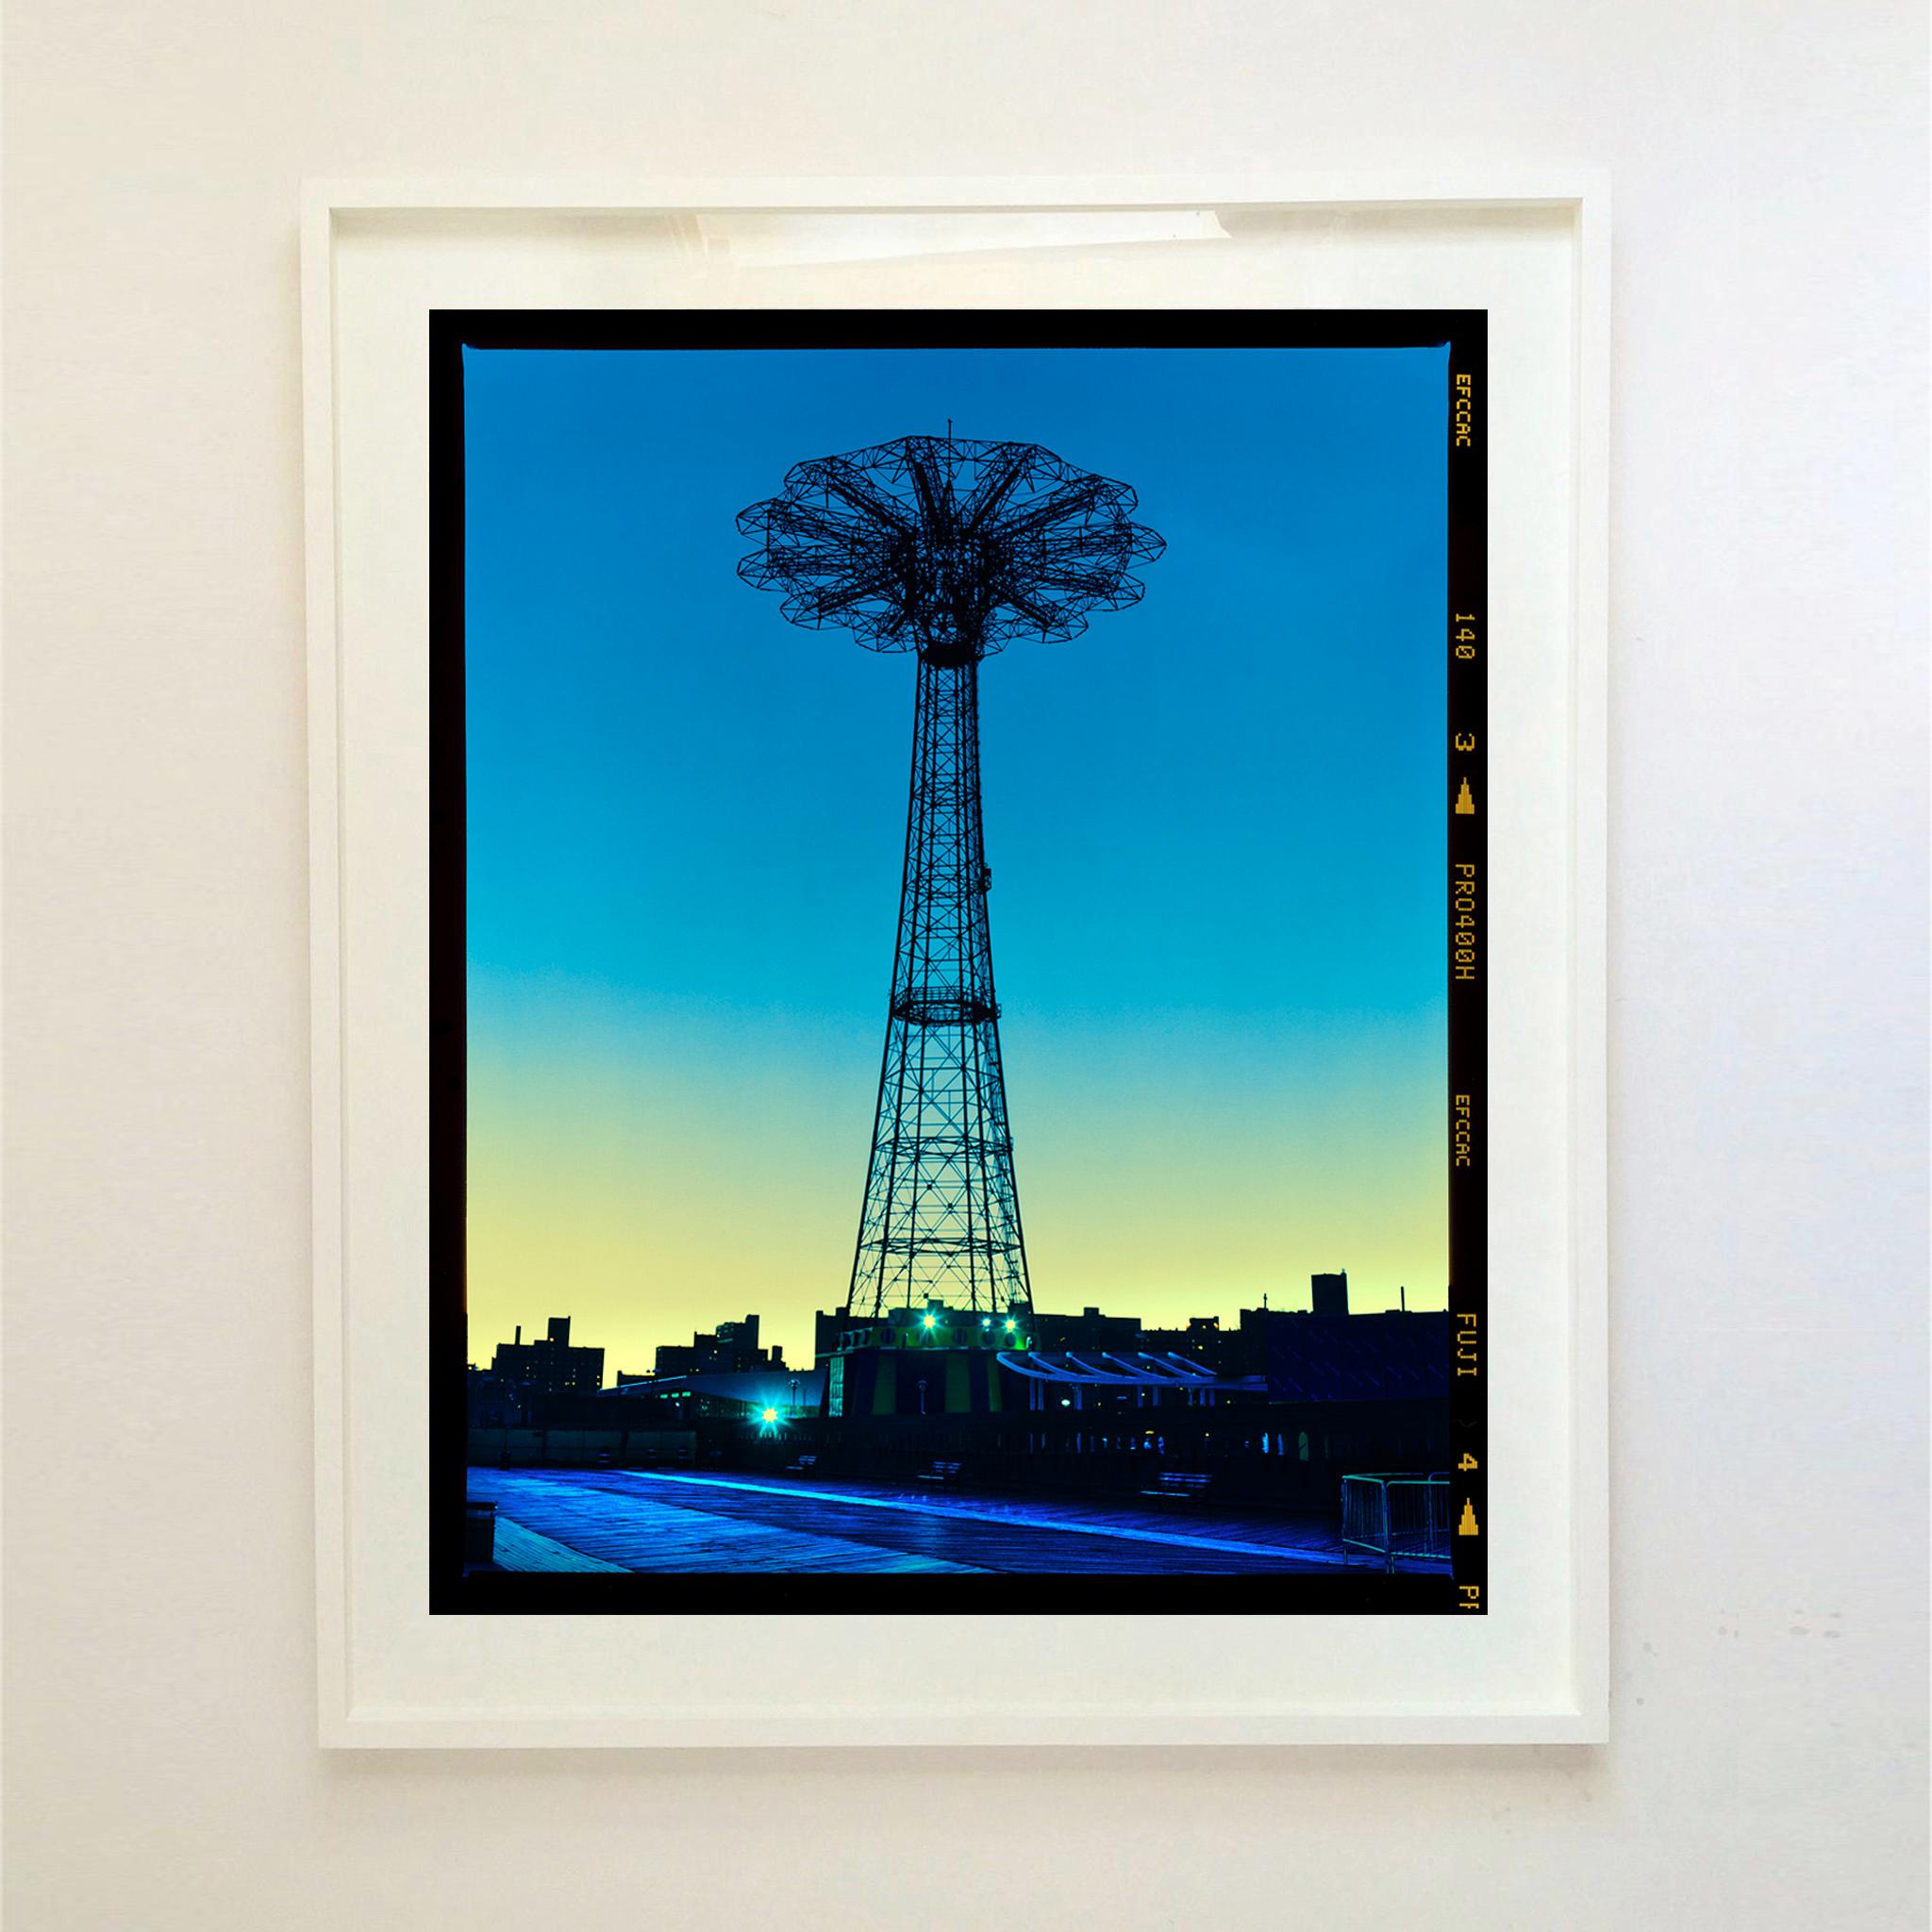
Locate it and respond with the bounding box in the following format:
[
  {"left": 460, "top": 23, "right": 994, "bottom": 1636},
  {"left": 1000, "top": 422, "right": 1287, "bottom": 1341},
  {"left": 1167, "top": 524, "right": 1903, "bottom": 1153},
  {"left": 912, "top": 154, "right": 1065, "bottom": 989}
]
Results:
[{"left": 306, "top": 177, "right": 1608, "bottom": 1744}]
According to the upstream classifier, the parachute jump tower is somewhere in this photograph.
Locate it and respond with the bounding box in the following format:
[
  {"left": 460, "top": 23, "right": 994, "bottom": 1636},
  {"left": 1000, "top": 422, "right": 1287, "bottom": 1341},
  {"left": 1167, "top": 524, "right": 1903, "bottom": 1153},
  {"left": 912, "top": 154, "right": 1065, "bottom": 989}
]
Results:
[{"left": 736, "top": 432, "right": 1163, "bottom": 1321}]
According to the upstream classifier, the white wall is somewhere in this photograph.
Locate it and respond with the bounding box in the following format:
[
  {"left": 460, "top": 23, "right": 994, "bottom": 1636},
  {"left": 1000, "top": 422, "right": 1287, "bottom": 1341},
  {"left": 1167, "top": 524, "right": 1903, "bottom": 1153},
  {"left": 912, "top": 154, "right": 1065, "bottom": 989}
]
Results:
[{"left": 4, "top": 3, "right": 1925, "bottom": 1927}]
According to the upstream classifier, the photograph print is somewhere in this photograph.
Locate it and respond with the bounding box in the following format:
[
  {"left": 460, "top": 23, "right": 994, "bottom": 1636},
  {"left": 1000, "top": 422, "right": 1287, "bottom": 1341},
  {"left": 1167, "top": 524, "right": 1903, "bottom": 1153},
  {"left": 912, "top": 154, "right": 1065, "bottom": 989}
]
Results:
[{"left": 434, "top": 309, "right": 1486, "bottom": 1613}]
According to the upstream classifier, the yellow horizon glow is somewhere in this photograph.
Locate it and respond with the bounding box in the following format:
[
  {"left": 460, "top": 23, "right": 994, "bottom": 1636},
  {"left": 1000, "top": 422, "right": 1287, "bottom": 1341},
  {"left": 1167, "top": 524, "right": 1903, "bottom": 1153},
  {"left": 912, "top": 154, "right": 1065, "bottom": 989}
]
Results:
[{"left": 466, "top": 1000, "right": 1448, "bottom": 1381}]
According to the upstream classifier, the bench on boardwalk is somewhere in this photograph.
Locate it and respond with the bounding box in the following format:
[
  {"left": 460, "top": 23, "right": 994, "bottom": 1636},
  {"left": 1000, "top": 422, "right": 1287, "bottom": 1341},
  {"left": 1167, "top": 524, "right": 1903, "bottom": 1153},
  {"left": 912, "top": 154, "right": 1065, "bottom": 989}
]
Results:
[
  {"left": 1140, "top": 1471, "right": 1213, "bottom": 1507},
  {"left": 915, "top": 1458, "right": 964, "bottom": 1487}
]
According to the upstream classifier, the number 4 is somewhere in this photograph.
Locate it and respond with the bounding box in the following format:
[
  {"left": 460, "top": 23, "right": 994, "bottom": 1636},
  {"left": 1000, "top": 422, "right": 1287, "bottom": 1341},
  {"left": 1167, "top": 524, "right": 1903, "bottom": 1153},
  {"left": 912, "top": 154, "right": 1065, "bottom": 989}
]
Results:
[{"left": 1458, "top": 1452, "right": 1478, "bottom": 1472}]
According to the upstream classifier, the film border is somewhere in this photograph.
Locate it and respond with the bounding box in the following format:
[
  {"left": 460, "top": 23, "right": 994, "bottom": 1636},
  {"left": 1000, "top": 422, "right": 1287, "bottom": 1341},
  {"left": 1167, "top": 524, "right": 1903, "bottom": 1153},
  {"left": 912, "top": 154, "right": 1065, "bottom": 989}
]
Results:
[{"left": 427, "top": 308, "right": 1488, "bottom": 1617}]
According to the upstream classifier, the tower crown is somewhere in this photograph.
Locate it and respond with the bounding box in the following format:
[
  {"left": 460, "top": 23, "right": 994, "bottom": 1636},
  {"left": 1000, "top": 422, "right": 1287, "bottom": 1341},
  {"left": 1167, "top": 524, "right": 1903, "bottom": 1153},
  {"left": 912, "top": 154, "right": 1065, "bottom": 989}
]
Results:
[{"left": 735, "top": 432, "right": 1163, "bottom": 659}]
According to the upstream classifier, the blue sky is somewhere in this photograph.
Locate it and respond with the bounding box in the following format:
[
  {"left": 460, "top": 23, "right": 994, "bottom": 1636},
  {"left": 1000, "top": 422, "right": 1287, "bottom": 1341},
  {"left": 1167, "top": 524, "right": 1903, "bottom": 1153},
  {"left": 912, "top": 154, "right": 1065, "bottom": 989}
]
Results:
[{"left": 464, "top": 342, "right": 1448, "bottom": 1373}]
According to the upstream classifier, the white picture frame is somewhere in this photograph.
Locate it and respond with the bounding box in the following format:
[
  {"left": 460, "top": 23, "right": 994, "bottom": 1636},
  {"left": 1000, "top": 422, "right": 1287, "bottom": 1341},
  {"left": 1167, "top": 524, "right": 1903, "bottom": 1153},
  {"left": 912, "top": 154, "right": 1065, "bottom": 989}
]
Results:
[{"left": 305, "top": 176, "right": 1609, "bottom": 1747}]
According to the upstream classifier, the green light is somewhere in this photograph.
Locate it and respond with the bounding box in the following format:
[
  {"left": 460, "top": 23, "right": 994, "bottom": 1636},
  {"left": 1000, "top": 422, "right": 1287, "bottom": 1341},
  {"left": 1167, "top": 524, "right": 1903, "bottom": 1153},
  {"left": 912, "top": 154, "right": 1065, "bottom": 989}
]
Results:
[
  {"left": 921, "top": 1312, "right": 936, "bottom": 1329},
  {"left": 760, "top": 1407, "right": 778, "bottom": 1423},
  {"left": 1004, "top": 1319, "right": 1017, "bottom": 1332}
]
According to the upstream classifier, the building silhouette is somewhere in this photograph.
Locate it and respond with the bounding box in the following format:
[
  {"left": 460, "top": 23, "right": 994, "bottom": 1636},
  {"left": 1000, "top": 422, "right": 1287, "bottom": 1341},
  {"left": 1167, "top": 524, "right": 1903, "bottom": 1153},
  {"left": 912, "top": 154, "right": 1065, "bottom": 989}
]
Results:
[
  {"left": 1029, "top": 1305, "right": 1141, "bottom": 1353},
  {"left": 1311, "top": 1270, "right": 1351, "bottom": 1317},
  {"left": 652, "top": 1314, "right": 786, "bottom": 1379},
  {"left": 488, "top": 1316, "right": 603, "bottom": 1395}
]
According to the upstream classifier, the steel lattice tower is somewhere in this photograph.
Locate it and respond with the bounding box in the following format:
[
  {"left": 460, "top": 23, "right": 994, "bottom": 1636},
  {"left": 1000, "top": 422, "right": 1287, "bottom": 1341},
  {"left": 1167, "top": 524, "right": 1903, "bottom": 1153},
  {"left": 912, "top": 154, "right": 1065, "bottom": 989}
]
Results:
[{"left": 736, "top": 433, "right": 1162, "bottom": 1318}]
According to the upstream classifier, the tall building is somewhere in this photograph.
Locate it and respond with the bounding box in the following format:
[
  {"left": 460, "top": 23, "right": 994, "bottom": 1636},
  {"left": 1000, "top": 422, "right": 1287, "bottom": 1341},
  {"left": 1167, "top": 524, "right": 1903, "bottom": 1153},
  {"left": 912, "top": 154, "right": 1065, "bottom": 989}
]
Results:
[
  {"left": 714, "top": 1315, "right": 760, "bottom": 1363},
  {"left": 1311, "top": 1271, "right": 1350, "bottom": 1317},
  {"left": 655, "top": 1315, "right": 783, "bottom": 1378},
  {"left": 489, "top": 1316, "right": 604, "bottom": 1394}
]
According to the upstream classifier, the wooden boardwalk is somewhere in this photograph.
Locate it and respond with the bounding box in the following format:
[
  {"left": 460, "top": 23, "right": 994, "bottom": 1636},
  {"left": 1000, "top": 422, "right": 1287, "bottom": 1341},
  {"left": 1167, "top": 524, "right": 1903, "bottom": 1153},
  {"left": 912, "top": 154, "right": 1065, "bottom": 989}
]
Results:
[
  {"left": 489, "top": 1515, "right": 628, "bottom": 1573},
  {"left": 468, "top": 1466, "right": 1358, "bottom": 1574},
  {"left": 470, "top": 1467, "right": 983, "bottom": 1573}
]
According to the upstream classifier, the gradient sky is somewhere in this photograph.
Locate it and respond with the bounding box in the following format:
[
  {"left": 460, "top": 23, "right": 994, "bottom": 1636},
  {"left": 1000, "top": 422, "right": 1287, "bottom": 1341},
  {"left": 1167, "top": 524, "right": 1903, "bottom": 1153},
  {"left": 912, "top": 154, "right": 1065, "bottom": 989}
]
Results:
[{"left": 465, "top": 342, "right": 1448, "bottom": 1377}]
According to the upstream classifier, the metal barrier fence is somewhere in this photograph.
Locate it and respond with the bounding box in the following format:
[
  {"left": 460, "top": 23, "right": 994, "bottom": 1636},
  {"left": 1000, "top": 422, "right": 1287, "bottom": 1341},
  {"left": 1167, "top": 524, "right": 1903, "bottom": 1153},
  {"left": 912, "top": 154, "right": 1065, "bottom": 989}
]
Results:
[{"left": 1341, "top": 1473, "right": 1452, "bottom": 1571}]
